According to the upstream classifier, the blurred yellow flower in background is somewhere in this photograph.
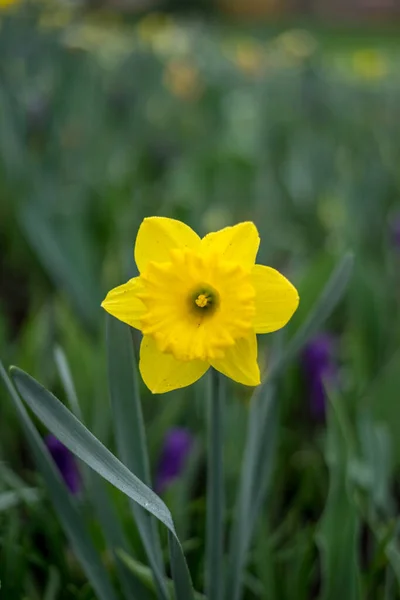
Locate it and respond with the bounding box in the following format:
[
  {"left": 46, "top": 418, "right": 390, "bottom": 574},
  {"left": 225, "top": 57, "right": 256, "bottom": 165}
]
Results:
[
  {"left": 274, "top": 29, "right": 318, "bottom": 61},
  {"left": 0, "top": 0, "right": 20, "bottom": 10},
  {"left": 102, "top": 217, "right": 299, "bottom": 393},
  {"left": 230, "top": 38, "right": 265, "bottom": 76},
  {"left": 352, "top": 49, "right": 388, "bottom": 81},
  {"left": 163, "top": 59, "right": 202, "bottom": 101},
  {"left": 136, "top": 12, "right": 172, "bottom": 44},
  {"left": 136, "top": 12, "right": 190, "bottom": 57}
]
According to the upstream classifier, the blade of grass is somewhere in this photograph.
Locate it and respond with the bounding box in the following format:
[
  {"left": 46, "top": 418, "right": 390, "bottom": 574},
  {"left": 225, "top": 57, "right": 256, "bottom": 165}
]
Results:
[
  {"left": 19, "top": 205, "right": 100, "bottom": 333},
  {"left": 224, "top": 382, "right": 278, "bottom": 600},
  {"left": 106, "top": 317, "right": 168, "bottom": 600},
  {"left": 168, "top": 530, "right": 196, "bottom": 600},
  {"left": 54, "top": 346, "right": 82, "bottom": 420},
  {"left": 54, "top": 345, "right": 151, "bottom": 600},
  {"left": 10, "top": 365, "right": 195, "bottom": 600},
  {"left": 225, "top": 252, "right": 354, "bottom": 600},
  {"left": 316, "top": 390, "right": 361, "bottom": 600},
  {"left": 118, "top": 550, "right": 206, "bottom": 600},
  {"left": 249, "top": 384, "right": 279, "bottom": 533},
  {"left": 44, "top": 567, "right": 61, "bottom": 600},
  {"left": 206, "top": 369, "right": 225, "bottom": 600},
  {"left": 338, "top": 405, "right": 400, "bottom": 588},
  {"left": 253, "top": 516, "right": 278, "bottom": 600},
  {"left": 0, "top": 362, "right": 118, "bottom": 600}
]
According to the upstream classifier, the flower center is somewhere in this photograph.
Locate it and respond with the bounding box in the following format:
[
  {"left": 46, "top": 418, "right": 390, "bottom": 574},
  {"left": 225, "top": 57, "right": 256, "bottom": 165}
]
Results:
[
  {"left": 195, "top": 293, "right": 209, "bottom": 308},
  {"left": 139, "top": 249, "right": 255, "bottom": 361},
  {"left": 192, "top": 286, "right": 219, "bottom": 314}
]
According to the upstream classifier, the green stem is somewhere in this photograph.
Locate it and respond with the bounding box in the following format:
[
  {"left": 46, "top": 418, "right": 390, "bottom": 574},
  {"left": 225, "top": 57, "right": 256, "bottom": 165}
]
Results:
[{"left": 206, "top": 369, "right": 225, "bottom": 600}]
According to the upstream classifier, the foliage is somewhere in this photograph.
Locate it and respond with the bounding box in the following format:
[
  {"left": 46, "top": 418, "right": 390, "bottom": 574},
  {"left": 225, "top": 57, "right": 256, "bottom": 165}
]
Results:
[{"left": 1, "top": 5, "right": 400, "bottom": 599}]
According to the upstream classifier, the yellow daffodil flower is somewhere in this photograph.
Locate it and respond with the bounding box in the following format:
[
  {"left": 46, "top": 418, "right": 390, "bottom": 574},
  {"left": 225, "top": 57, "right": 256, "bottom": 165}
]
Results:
[
  {"left": 352, "top": 49, "right": 388, "bottom": 81},
  {"left": 0, "top": 0, "right": 20, "bottom": 9},
  {"left": 102, "top": 217, "right": 299, "bottom": 393},
  {"left": 163, "top": 60, "right": 202, "bottom": 101}
]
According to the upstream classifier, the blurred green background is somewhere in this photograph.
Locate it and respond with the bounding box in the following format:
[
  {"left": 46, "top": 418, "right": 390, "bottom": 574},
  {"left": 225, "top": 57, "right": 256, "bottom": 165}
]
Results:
[{"left": 2, "top": 0, "right": 400, "bottom": 597}]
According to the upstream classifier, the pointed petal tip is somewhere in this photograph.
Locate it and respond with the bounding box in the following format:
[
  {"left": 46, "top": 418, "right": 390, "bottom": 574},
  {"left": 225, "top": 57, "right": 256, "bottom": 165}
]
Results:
[
  {"left": 100, "top": 298, "right": 110, "bottom": 312},
  {"left": 247, "top": 371, "right": 261, "bottom": 387}
]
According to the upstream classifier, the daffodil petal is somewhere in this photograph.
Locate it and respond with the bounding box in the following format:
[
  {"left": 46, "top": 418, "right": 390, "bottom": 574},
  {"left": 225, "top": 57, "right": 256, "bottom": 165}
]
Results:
[
  {"left": 140, "top": 335, "right": 209, "bottom": 393},
  {"left": 210, "top": 333, "right": 260, "bottom": 386},
  {"left": 135, "top": 217, "right": 201, "bottom": 273},
  {"left": 201, "top": 222, "right": 260, "bottom": 269},
  {"left": 251, "top": 264, "right": 299, "bottom": 334},
  {"left": 101, "top": 277, "right": 146, "bottom": 330}
]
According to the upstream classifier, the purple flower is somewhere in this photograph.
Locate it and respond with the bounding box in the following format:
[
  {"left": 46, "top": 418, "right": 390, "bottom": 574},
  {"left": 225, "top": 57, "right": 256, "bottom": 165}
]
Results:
[
  {"left": 155, "top": 428, "right": 194, "bottom": 493},
  {"left": 45, "top": 434, "right": 81, "bottom": 494},
  {"left": 302, "top": 334, "right": 337, "bottom": 420}
]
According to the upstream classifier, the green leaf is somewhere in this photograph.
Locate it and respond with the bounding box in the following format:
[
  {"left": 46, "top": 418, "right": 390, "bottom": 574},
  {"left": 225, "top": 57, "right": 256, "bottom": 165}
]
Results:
[
  {"left": 10, "top": 365, "right": 194, "bottom": 600},
  {"left": 106, "top": 317, "right": 168, "bottom": 600},
  {"left": 367, "top": 349, "right": 400, "bottom": 466},
  {"left": 168, "top": 530, "right": 196, "bottom": 600},
  {"left": 316, "top": 391, "right": 361, "bottom": 600},
  {"left": 18, "top": 204, "right": 101, "bottom": 333},
  {"left": 224, "top": 382, "right": 278, "bottom": 600},
  {"left": 54, "top": 344, "right": 151, "bottom": 600},
  {"left": 118, "top": 550, "right": 206, "bottom": 600},
  {"left": 353, "top": 411, "right": 400, "bottom": 588},
  {"left": 206, "top": 370, "right": 225, "bottom": 600},
  {"left": 0, "top": 362, "right": 118, "bottom": 600},
  {"left": 253, "top": 517, "right": 278, "bottom": 600},
  {"left": 44, "top": 567, "right": 61, "bottom": 600},
  {"left": 54, "top": 345, "right": 83, "bottom": 420}
]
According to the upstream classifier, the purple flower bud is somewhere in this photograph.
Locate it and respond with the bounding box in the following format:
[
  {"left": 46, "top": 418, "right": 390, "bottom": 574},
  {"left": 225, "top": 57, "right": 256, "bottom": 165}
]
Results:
[
  {"left": 45, "top": 434, "right": 81, "bottom": 494},
  {"left": 302, "top": 334, "right": 337, "bottom": 420},
  {"left": 155, "top": 428, "right": 194, "bottom": 494}
]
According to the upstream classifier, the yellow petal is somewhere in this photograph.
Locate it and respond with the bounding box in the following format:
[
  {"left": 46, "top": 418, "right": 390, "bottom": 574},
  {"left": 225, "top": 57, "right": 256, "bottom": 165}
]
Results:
[
  {"left": 210, "top": 333, "right": 260, "bottom": 386},
  {"left": 101, "top": 277, "right": 146, "bottom": 330},
  {"left": 135, "top": 217, "right": 201, "bottom": 273},
  {"left": 251, "top": 265, "right": 299, "bottom": 334},
  {"left": 140, "top": 335, "right": 209, "bottom": 393},
  {"left": 201, "top": 222, "right": 260, "bottom": 269}
]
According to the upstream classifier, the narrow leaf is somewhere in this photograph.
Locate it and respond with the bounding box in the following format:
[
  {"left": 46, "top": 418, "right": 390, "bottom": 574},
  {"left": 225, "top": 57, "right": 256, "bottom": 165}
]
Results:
[
  {"left": 118, "top": 550, "right": 206, "bottom": 600},
  {"left": 224, "top": 383, "right": 278, "bottom": 600},
  {"left": 107, "top": 317, "right": 168, "bottom": 599},
  {"left": 0, "top": 362, "right": 118, "bottom": 600},
  {"left": 19, "top": 205, "right": 100, "bottom": 332},
  {"left": 10, "top": 365, "right": 194, "bottom": 600},
  {"left": 54, "top": 346, "right": 82, "bottom": 420},
  {"left": 316, "top": 391, "right": 361, "bottom": 600},
  {"left": 44, "top": 567, "right": 61, "bottom": 600},
  {"left": 54, "top": 345, "right": 151, "bottom": 600},
  {"left": 206, "top": 370, "right": 225, "bottom": 600}
]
